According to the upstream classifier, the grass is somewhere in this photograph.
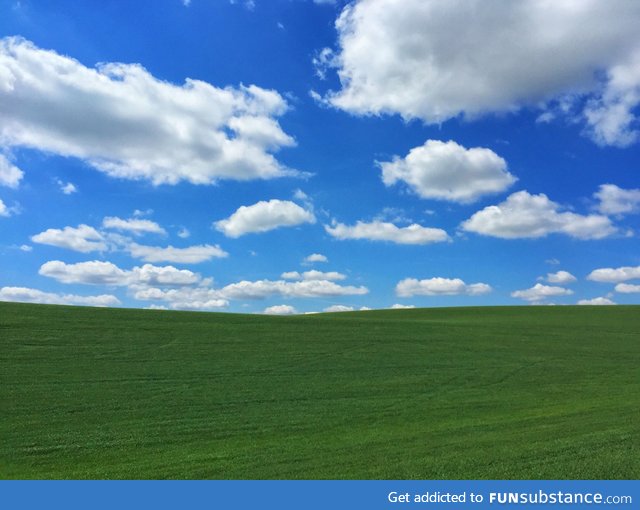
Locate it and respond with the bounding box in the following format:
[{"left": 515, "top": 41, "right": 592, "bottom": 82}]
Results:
[{"left": 1, "top": 302, "right": 639, "bottom": 479}]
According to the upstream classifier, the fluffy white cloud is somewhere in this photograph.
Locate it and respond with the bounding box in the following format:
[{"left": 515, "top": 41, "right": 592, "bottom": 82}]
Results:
[
  {"left": 0, "top": 154, "right": 23, "bottom": 188},
  {"left": 390, "top": 303, "right": 415, "bottom": 309},
  {"left": 323, "top": 305, "right": 354, "bottom": 312},
  {"left": 594, "top": 184, "right": 640, "bottom": 216},
  {"left": 577, "top": 297, "right": 616, "bottom": 305},
  {"left": 461, "top": 191, "right": 616, "bottom": 240},
  {"left": 134, "top": 286, "right": 228, "bottom": 310},
  {"left": 0, "top": 37, "right": 296, "bottom": 185},
  {"left": 322, "top": 0, "right": 640, "bottom": 145},
  {"left": 0, "top": 199, "right": 9, "bottom": 217},
  {"left": 31, "top": 225, "right": 107, "bottom": 253},
  {"left": 39, "top": 260, "right": 201, "bottom": 287},
  {"left": 55, "top": 179, "right": 77, "bottom": 195},
  {"left": 544, "top": 271, "right": 577, "bottom": 284},
  {"left": 304, "top": 253, "right": 328, "bottom": 263},
  {"left": 587, "top": 265, "right": 640, "bottom": 283},
  {"left": 379, "top": 140, "right": 515, "bottom": 203},
  {"left": 396, "top": 277, "right": 491, "bottom": 297},
  {"left": 128, "top": 243, "right": 228, "bottom": 264},
  {"left": 615, "top": 283, "right": 640, "bottom": 293},
  {"left": 281, "top": 270, "right": 346, "bottom": 281},
  {"left": 511, "top": 283, "right": 573, "bottom": 302},
  {"left": 0, "top": 286, "right": 120, "bottom": 307},
  {"left": 583, "top": 50, "right": 640, "bottom": 147},
  {"left": 219, "top": 279, "right": 368, "bottom": 299},
  {"left": 102, "top": 216, "right": 166, "bottom": 236},
  {"left": 325, "top": 220, "right": 448, "bottom": 245},
  {"left": 214, "top": 199, "right": 315, "bottom": 237},
  {"left": 264, "top": 304, "right": 298, "bottom": 315}
]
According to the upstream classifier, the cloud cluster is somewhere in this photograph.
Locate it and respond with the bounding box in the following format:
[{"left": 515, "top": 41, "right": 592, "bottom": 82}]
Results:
[
  {"left": 0, "top": 286, "right": 119, "bottom": 307},
  {"left": 461, "top": 191, "right": 616, "bottom": 240},
  {"left": 0, "top": 37, "right": 296, "bottom": 185},
  {"left": 543, "top": 271, "right": 577, "bottom": 284},
  {"left": 379, "top": 140, "right": 515, "bottom": 203},
  {"left": 326, "top": 220, "right": 448, "bottom": 245},
  {"left": 577, "top": 297, "right": 616, "bottom": 305},
  {"left": 511, "top": 283, "right": 573, "bottom": 302},
  {"left": 219, "top": 279, "right": 368, "bottom": 299},
  {"left": 587, "top": 265, "right": 640, "bottom": 283},
  {"left": 263, "top": 304, "right": 298, "bottom": 315},
  {"left": 396, "top": 277, "right": 491, "bottom": 297},
  {"left": 102, "top": 216, "right": 167, "bottom": 235},
  {"left": 215, "top": 199, "right": 315, "bottom": 237},
  {"left": 322, "top": 0, "right": 640, "bottom": 146},
  {"left": 594, "top": 184, "right": 640, "bottom": 216},
  {"left": 0, "top": 154, "right": 23, "bottom": 188},
  {"left": 127, "top": 243, "right": 228, "bottom": 264},
  {"left": 31, "top": 225, "right": 108, "bottom": 253},
  {"left": 39, "top": 260, "right": 201, "bottom": 287},
  {"left": 281, "top": 270, "right": 346, "bottom": 281}
]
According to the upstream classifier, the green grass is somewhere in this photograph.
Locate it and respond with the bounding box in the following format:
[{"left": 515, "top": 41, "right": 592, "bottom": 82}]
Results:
[{"left": 1, "top": 302, "right": 639, "bottom": 479}]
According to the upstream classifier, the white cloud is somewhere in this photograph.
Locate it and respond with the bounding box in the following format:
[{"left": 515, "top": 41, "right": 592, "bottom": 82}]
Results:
[
  {"left": 587, "top": 265, "right": 640, "bottom": 283},
  {"left": 594, "top": 184, "right": 640, "bottom": 216},
  {"left": 134, "top": 286, "right": 228, "bottom": 310},
  {"left": 304, "top": 253, "right": 327, "bottom": 263},
  {"left": 461, "top": 191, "right": 616, "bottom": 240},
  {"left": 323, "top": 304, "right": 354, "bottom": 312},
  {"left": 577, "top": 297, "right": 616, "bottom": 305},
  {"left": 583, "top": 50, "right": 640, "bottom": 147},
  {"left": 0, "top": 286, "right": 120, "bottom": 307},
  {"left": 39, "top": 260, "right": 201, "bottom": 287},
  {"left": 325, "top": 220, "right": 448, "bottom": 245},
  {"left": 0, "top": 199, "right": 9, "bottom": 217},
  {"left": 128, "top": 243, "right": 228, "bottom": 264},
  {"left": 0, "top": 37, "right": 296, "bottom": 185},
  {"left": 214, "top": 199, "right": 315, "bottom": 237},
  {"left": 390, "top": 303, "right": 415, "bottom": 309},
  {"left": 0, "top": 154, "right": 23, "bottom": 188},
  {"left": 177, "top": 227, "right": 190, "bottom": 239},
  {"left": 511, "top": 283, "right": 573, "bottom": 302},
  {"left": 219, "top": 279, "right": 368, "bottom": 299},
  {"left": 19, "top": 244, "right": 32, "bottom": 252},
  {"left": 281, "top": 270, "right": 346, "bottom": 281},
  {"left": 615, "top": 283, "right": 640, "bottom": 293},
  {"left": 396, "top": 277, "right": 491, "bottom": 297},
  {"left": 56, "top": 179, "right": 77, "bottom": 195},
  {"left": 264, "top": 304, "right": 298, "bottom": 315},
  {"left": 379, "top": 140, "right": 515, "bottom": 203},
  {"left": 544, "top": 271, "right": 577, "bottom": 284},
  {"left": 102, "top": 216, "right": 166, "bottom": 236},
  {"left": 31, "top": 224, "right": 107, "bottom": 253},
  {"left": 322, "top": 0, "right": 640, "bottom": 146}
]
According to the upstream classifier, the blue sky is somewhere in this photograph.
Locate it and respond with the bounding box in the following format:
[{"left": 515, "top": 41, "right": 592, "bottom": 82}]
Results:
[{"left": 0, "top": 0, "right": 639, "bottom": 314}]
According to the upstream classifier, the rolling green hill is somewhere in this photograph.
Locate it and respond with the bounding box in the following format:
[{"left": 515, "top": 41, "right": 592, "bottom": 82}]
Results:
[{"left": 1, "top": 302, "right": 638, "bottom": 479}]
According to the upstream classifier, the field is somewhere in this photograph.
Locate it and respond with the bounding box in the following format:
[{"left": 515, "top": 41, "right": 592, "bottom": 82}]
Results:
[{"left": 1, "top": 302, "right": 639, "bottom": 479}]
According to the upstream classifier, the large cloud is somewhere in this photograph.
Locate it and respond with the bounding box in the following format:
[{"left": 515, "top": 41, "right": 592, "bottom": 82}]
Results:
[
  {"left": 325, "top": 220, "right": 448, "bottom": 244},
  {"left": 214, "top": 199, "right": 315, "bottom": 237},
  {"left": 511, "top": 283, "right": 573, "bottom": 302},
  {"left": 461, "top": 191, "right": 616, "bottom": 240},
  {"left": 594, "top": 184, "right": 640, "bottom": 216},
  {"left": 102, "top": 217, "right": 167, "bottom": 236},
  {"left": 0, "top": 286, "right": 120, "bottom": 307},
  {"left": 39, "top": 260, "right": 201, "bottom": 287},
  {"left": 321, "top": 0, "right": 640, "bottom": 145},
  {"left": 128, "top": 243, "right": 228, "bottom": 264},
  {"left": 0, "top": 37, "right": 296, "bottom": 185},
  {"left": 396, "top": 277, "right": 491, "bottom": 297},
  {"left": 218, "top": 279, "right": 368, "bottom": 299},
  {"left": 0, "top": 154, "right": 23, "bottom": 188},
  {"left": 379, "top": 140, "right": 515, "bottom": 203},
  {"left": 587, "top": 265, "right": 640, "bottom": 283},
  {"left": 31, "top": 225, "right": 108, "bottom": 253}
]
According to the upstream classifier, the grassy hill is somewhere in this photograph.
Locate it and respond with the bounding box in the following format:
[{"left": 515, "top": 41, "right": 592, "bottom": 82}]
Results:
[{"left": 1, "top": 302, "right": 638, "bottom": 479}]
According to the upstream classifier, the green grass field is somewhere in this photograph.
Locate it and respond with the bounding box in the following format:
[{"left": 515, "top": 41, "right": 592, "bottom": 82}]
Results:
[{"left": 1, "top": 302, "right": 639, "bottom": 479}]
